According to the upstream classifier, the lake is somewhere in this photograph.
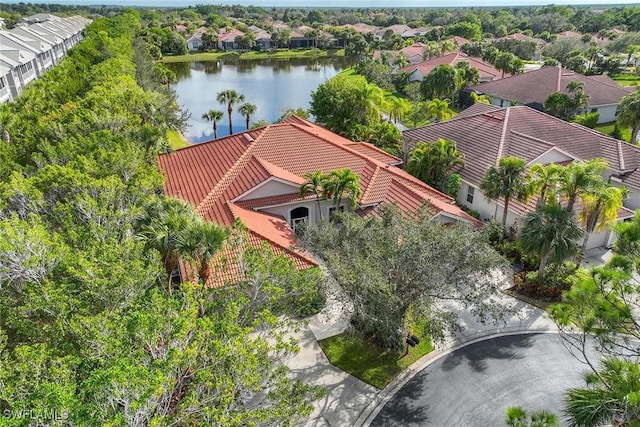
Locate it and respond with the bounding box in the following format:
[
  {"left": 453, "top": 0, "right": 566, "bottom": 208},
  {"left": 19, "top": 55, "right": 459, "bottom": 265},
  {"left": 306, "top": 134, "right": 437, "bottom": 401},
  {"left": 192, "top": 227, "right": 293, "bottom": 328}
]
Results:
[{"left": 167, "top": 57, "right": 354, "bottom": 143}]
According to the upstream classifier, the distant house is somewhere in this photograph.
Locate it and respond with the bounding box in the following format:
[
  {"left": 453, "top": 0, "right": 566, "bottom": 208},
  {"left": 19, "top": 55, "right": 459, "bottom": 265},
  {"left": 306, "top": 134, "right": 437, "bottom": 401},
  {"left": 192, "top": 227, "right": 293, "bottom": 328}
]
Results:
[
  {"left": 468, "top": 66, "right": 633, "bottom": 123},
  {"left": 374, "top": 24, "right": 411, "bottom": 40},
  {"left": 186, "top": 32, "right": 204, "bottom": 51},
  {"left": 0, "top": 31, "right": 54, "bottom": 76},
  {"left": 403, "top": 103, "right": 638, "bottom": 249},
  {"left": 401, "top": 27, "right": 430, "bottom": 39},
  {"left": 395, "top": 52, "right": 507, "bottom": 83},
  {"left": 372, "top": 42, "right": 427, "bottom": 65},
  {"left": 338, "top": 23, "right": 378, "bottom": 35},
  {"left": 218, "top": 30, "right": 244, "bottom": 51},
  {"left": 250, "top": 25, "right": 274, "bottom": 50},
  {"left": 159, "top": 117, "right": 480, "bottom": 286}
]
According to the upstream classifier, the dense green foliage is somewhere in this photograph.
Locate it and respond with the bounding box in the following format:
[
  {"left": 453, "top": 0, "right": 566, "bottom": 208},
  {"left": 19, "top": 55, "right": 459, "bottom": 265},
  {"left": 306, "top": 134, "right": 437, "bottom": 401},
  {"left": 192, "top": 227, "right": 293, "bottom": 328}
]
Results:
[
  {"left": 300, "top": 207, "right": 509, "bottom": 353},
  {"left": 0, "top": 12, "right": 323, "bottom": 425}
]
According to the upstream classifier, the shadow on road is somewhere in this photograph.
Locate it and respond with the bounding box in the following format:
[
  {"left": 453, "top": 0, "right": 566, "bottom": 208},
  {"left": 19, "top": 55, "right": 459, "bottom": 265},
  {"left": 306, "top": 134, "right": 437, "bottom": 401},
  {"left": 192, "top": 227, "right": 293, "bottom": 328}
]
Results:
[
  {"left": 370, "top": 373, "right": 430, "bottom": 426},
  {"left": 441, "top": 333, "right": 538, "bottom": 373}
]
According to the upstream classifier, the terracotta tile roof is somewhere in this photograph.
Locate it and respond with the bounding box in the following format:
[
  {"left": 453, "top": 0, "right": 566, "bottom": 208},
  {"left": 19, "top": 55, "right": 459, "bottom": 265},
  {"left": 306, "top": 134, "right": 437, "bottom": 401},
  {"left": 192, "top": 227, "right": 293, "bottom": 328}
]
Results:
[
  {"left": 491, "top": 33, "right": 546, "bottom": 46},
  {"left": 159, "top": 117, "right": 481, "bottom": 284},
  {"left": 397, "top": 52, "right": 507, "bottom": 81},
  {"left": 470, "top": 66, "right": 633, "bottom": 107},
  {"left": 403, "top": 103, "right": 640, "bottom": 190}
]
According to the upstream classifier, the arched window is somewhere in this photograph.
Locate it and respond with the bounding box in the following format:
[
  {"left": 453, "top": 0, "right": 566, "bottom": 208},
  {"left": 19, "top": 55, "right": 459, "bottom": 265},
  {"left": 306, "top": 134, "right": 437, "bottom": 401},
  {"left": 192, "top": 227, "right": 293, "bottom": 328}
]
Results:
[{"left": 290, "top": 206, "right": 309, "bottom": 231}]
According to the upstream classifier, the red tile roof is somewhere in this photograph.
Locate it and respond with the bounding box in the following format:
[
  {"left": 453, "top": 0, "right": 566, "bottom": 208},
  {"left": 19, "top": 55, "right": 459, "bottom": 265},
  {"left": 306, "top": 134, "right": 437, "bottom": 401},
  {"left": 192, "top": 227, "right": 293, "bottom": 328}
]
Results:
[
  {"left": 403, "top": 103, "right": 640, "bottom": 190},
  {"left": 470, "top": 66, "right": 633, "bottom": 107},
  {"left": 159, "top": 117, "right": 480, "bottom": 284},
  {"left": 398, "top": 52, "right": 507, "bottom": 81}
]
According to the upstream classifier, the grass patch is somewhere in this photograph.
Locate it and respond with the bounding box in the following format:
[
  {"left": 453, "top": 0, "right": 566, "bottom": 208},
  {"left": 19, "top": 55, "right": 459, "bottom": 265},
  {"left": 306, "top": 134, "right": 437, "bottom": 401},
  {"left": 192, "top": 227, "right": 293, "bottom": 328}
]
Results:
[
  {"left": 162, "top": 48, "right": 345, "bottom": 63},
  {"left": 593, "top": 121, "right": 632, "bottom": 143},
  {"left": 166, "top": 130, "right": 190, "bottom": 150},
  {"left": 318, "top": 318, "right": 434, "bottom": 389},
  {"left": 613, "top": 75, "right": 640, "bottom": 87}
]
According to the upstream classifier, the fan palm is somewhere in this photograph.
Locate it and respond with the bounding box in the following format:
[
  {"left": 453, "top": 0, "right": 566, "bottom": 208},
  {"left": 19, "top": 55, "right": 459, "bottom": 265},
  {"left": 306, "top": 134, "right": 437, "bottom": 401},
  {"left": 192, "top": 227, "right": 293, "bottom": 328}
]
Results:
[
  {"left": 216, "top": 89, "right": 245, "bottom": 135},
  {"left": 519, "top": 203, "right": 583, "bottom": 280},
  {"left": 201, "top": 109, "right": 224, "bottom": 139},
  {"left": 238, "top": 102, "right": 257, "bottom": 130}
]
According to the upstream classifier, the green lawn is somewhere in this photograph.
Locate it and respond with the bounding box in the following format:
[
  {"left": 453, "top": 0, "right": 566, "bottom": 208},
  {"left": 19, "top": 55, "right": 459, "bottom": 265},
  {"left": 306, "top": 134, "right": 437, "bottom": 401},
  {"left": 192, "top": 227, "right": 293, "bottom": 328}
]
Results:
[
  {"left": 166, "top": 130, "right": 191, "bottom": 150},
  {"left": 162, "top": 48, "right": 345, "bottom": 63},
  {"left": 318, "top": 325, "right": 434, "bottom": 389},
  {"left": 613, "top": 75, "right": 640, "bottom": 87},
  {"left": 593, "top": 121, "right": 632, "bottom": 143}
]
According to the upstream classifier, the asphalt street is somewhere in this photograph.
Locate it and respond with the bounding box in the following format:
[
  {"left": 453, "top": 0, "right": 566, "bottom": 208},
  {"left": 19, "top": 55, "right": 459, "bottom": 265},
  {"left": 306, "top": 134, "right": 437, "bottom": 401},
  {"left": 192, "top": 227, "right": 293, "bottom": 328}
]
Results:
[{"left": 371, "top": 333, "right": 598, "bottom": 426}]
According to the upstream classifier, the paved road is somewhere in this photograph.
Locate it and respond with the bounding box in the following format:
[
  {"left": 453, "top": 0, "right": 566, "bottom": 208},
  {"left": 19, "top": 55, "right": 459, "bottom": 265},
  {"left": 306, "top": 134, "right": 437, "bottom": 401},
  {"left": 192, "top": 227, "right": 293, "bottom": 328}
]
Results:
[{"left": 371, "top": 333, "right": 597, "bottom": 426}]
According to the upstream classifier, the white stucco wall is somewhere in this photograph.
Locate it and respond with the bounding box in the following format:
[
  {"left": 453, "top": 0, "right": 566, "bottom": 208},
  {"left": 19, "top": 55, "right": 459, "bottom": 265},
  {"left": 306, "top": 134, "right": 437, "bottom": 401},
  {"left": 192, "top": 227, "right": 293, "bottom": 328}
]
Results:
[
  {"left": 489, "top": 96, "right": 514, "bottom": 108},
  {"left": 238, "top": 179, "right": 301, "bottom": 200},
  {"left": 529, "top": 149, "right": 573, "bottom": 166},
  {"left": 591, "top": 104, "right": 619, "bottom": 124},
  {"left": 258, "top": 198, "right": 346, "bottom": 227}
]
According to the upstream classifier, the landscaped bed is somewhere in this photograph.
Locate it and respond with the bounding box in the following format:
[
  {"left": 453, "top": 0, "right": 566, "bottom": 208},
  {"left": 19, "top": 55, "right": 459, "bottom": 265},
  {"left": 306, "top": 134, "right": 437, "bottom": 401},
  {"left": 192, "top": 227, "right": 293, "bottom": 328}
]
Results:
[{"left": 162, "top": 48, "right": 345, "bottom": 63}]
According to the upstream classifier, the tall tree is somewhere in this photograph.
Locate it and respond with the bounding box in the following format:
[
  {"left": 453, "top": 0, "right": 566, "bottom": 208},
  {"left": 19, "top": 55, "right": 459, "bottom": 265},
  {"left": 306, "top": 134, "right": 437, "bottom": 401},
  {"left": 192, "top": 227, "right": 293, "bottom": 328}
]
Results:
[
  {"left": 479, "top": 156, "right": 528, "bottom": 230},
  {"left": 519, "top": 203, "right": 583, "bottom": 280},
  {"left": 216, "top": 89, "right": 245, "bottom": 136},
  {"left": 299, "top": 207, "right": 509, "bottom": 352},
  {"left": 238, "top": 102, "right": 257, "bottom": 130},
  {"left": 560, "top": 159, "right": 608, "bottom": 214},
  {"left": 201, "top": 109, "right": 224, "bottom": 139},
  {"left": 323, "top": 168, "right": 361, "bottom": 208},
  {"left": 421, "top": 64, "right": 459, "bottom": 100},
  {"left": 526, "top": 163, "right": 565, "bottom": 208},
  {"left": 617, "top": 87, "right": 640, "bottom": 144},
  {"left": 299, "top": 170, "right": 328, "bottom": 221},
  {"left": 578, "top": 183, "right": 626, "bottom": 254}
]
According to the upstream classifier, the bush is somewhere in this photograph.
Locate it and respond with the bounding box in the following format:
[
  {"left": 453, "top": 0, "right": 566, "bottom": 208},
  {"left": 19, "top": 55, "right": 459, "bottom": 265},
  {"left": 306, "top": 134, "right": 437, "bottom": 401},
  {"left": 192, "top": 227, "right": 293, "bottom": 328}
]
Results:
[{"left": 573, "top": 112, "right": 599, "bottom": 129}]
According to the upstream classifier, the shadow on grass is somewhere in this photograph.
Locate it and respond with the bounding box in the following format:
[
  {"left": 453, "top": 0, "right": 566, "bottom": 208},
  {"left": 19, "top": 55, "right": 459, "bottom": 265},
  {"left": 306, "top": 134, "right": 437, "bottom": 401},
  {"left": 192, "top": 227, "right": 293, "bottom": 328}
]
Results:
[{"left": 317, "top": 332, "right": 433, "bottom": 389}]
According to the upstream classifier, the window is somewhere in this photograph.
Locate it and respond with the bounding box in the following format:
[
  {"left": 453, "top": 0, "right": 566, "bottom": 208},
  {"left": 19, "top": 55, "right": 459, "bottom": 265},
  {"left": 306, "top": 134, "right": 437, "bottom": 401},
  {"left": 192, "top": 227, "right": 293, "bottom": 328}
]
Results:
[
  {"left": 466, "top": 186, "right": 475, "bottom": 204},
  {"left": 329, "top": 205, "right": 344, "bottom": 219},
  {"left": 615, "top": 108, "right": 620, "bottom": 117},
  {"left": 290, "top": 206, "right": 309, "bottom": 232},
  {"left": 591, "top": 108, "right": 598, "bottom": 113},
  {"left": 0, "top": 77, "right": 5, "bottom": 90}
]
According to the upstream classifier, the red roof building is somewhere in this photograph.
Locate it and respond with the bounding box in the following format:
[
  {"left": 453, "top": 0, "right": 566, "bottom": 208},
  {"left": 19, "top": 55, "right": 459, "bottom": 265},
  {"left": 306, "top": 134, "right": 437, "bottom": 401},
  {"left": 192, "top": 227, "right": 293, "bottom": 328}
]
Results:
[
  {"left": 159, "top": 118, "right": 480, "bottom": 285},
  {"left": 403, "top": 103, "right": 637, "bottom": 249},
  {"left": 396, "top": 52, "right": 507, "bottom": 83}
]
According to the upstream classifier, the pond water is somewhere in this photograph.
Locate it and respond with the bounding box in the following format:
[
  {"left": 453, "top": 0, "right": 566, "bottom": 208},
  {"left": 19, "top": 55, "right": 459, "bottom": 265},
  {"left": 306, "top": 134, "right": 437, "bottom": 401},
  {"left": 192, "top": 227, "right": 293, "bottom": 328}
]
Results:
[{"left": 167, "top": 57, "right": 354, "bottom": 143}]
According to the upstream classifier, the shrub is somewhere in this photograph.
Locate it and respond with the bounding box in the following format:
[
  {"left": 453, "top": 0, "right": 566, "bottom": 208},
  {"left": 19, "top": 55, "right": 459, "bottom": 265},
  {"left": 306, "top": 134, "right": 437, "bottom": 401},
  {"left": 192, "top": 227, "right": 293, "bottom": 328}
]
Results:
[{"left": 573, "top": 112, "right": 599, "bottom": 129}]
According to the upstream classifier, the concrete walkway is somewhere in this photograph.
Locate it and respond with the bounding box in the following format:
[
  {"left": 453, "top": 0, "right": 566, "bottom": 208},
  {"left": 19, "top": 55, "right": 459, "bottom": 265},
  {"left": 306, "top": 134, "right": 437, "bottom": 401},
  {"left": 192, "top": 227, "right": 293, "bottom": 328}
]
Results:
[{"left": 287, "top": 251, "right": 610, "bottom": 426}]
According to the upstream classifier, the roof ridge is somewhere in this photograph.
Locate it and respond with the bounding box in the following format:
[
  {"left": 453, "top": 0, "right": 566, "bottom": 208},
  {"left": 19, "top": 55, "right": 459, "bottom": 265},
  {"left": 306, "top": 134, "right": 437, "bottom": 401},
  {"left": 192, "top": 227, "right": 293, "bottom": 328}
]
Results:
[
  {"left": 360, "top": 164, "right": 381, "bottom": 203},
  {"left": 345, "top": 141, "right": 402, "bottom": 164},
  {"left": 195, "top": 131, "right": 267, "bottom": 216},
  {"left": 618, "top": 139, "right": 625, "bottom": 171},
  {"left": 495, "top": 107, "right": 510, "bottom": 164}
]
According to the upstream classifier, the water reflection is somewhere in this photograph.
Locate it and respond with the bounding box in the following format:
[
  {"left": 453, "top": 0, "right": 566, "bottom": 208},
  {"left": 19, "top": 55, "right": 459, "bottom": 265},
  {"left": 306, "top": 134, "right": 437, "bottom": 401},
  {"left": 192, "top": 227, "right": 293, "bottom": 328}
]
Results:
[{"left": 167, "top": 56, "right": 354, "bottom": 143}]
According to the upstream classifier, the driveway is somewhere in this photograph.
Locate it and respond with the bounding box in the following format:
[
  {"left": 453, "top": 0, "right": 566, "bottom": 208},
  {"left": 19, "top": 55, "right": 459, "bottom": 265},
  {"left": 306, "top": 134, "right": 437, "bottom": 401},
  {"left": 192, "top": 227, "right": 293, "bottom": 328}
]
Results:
[{"left": 371, "top": 333, "right": 597, "bottom": 426}]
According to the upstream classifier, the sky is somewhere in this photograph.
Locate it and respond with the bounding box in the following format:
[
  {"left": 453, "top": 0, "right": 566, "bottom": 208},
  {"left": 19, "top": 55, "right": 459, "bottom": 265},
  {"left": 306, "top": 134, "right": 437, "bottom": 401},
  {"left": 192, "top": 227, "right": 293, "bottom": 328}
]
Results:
[{"left": 1, "top": 0, "right": 639, "bottom": 7}]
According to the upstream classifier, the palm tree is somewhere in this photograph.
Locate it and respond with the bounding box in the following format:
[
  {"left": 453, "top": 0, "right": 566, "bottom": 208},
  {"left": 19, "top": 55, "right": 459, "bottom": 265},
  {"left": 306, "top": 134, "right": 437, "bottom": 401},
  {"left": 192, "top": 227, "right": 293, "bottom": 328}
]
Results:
[
  {"left": 407, "top": 139, "right": 464, "bottom": 192},
  {"left": 216, "top": 89, "right": 245, "bottom": 136},
  {"left": 505, "top": 407, "right": 559, "bottom": 427},
  {"left": 560, "top": 159, "right": 609, "bottom": 214},
  {"left": 299, "top": 170, "right": 328, "bottom": 221},
  {"left": 527, "top": 163, "right": 565, "bottom": 208},
  {"left": 421, "top": 64, "right": 459, "bottom": 100},
  {"left": 566, "top": 81, "right": 589, "bottom": 115},
  {"left": 138, "top": 198, "right": 199, "bottom": 292},
  {"left": 238, "top": 102, "right": 257, "bottom": 130},
  {"left": 617, "top": 87, "right": 640, "bottom": 144},
  {"left": 181, "top": 221, "right": 228, "bottom": 283},
  {"left": 480, "top": 156, "right": 528, "bottom": 230},
  {"left": 519, "top": 203, "right": 583, "bottom": 280},
  {"left": 389, "top": 98, "right": 406, "bottom": 124},
  {"left": 393, "top": 53, "right": 409, "bottom": 68},
  {"left": 426, "top": 98, "right": 454, "bottom": 123},
  {"left": 324, "top": 168, "right": 361, "bottom": 208},
  {"left": 578, "top": 183, "right": 626, "bottom": 254},
  {"left": 201, "top": 109, "right": 224, "bottom": 139},
  {"left": 565, "top": 358, "right": 640, "bottom": 427}
]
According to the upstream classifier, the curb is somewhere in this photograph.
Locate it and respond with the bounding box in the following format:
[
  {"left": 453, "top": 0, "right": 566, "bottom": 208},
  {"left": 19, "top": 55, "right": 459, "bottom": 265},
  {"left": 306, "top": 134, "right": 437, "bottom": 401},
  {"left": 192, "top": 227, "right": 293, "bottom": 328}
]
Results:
[{"left": 353, "top": 326, "right": 559, "bottom": 427}]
